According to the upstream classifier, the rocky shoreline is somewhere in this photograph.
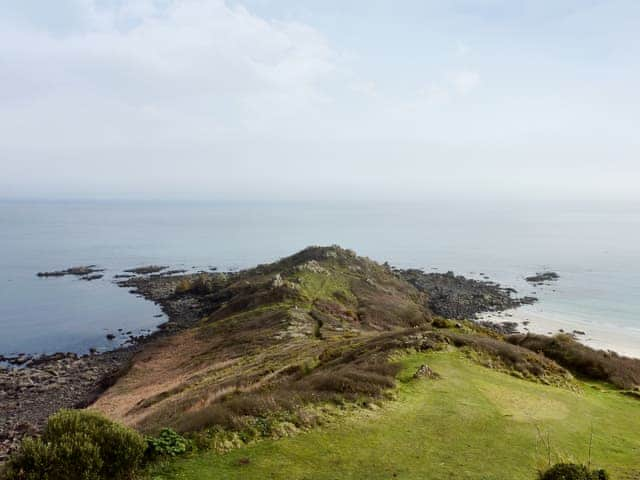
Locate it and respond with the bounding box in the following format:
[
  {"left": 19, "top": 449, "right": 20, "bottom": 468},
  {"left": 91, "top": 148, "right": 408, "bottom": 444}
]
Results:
[
  {"left": 0, "top": 268, "right": 210, "bottom": 461},
  {"left": 397, "top": 269, "right": 537, "bottom": 320},
  {"left": 0, "top": 350, "right": 131, "bottom": 459},
  {"left": 0, "top": 262, "right": 538, "bottom": 460}
]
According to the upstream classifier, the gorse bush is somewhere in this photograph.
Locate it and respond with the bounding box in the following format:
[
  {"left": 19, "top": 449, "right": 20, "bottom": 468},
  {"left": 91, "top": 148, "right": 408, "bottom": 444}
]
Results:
[
  {"left": 539, "top": 463, "right": 610, "bottom": 480},
  {"left": 2, "top": 410, "right": 145, "bottom": 480},
  {"left": 2, "top": 435, "right": 103, "bottom": 480},
  {"left": 145, "top": 428, "right": 190, "bottom": 460}
]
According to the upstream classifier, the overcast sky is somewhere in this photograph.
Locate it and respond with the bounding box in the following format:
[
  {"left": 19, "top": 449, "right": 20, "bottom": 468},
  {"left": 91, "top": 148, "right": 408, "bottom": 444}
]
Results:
[{"left": 1, "top": 0, "right": 639, "bottom": 202}]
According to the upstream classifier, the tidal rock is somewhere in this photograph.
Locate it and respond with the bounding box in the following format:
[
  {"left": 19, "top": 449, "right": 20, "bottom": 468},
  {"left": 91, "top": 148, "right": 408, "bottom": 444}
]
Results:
[
  {"left": 525, "top": 272, "right": 559, "bottom": 283},
  {"left": 37, "top": 265, "right": 104, "bottom": 278}
]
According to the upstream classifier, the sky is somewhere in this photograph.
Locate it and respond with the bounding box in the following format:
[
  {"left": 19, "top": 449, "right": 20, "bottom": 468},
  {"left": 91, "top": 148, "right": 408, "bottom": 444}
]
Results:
[{"left": 0, "top": 0, "right": 639, "bottom": 203}]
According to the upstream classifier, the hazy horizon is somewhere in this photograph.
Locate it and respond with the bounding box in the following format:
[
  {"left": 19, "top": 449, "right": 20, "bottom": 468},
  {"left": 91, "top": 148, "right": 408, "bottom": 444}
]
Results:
[{"left": 1, "top": 0, "right": 639, "bottom": 202}]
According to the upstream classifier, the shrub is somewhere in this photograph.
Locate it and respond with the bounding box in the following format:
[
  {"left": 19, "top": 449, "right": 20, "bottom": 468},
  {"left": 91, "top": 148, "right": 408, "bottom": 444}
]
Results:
[
  {"left": 145, "top": 428, "right": 190, "bottom": 460},
  {"left": 2, "top": 410, "right": 145, "bottom": 480},
  {"left": 447, "top": 333, "right": 572, "bottom": 385},
  {"left": 4, "top": 434, "right": 104, "bottom": 480},
  {"left": 175, "top": 274, "right": 227, "bottom": 295},
  {"left": 539, "top": 463, "right": 610, "bottom": 480},
  {"left": 432, "top": 317, "right": 455, "bottom": 329},
  {"left": 509, "top": 333, "right": 640, "bottom": 389}
]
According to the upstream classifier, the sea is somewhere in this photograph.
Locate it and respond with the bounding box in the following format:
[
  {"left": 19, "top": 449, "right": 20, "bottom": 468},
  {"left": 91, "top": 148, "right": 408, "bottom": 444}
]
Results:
[{"left": 1, "top": 199, "right": 639, "bottom": 357}]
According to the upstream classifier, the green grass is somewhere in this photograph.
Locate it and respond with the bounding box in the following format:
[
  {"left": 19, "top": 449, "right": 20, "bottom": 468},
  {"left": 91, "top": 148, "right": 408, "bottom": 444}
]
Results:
[
  {"left": 295, "top": 268, "right": 356, "bottom": 306},
  {"left": 148, "top": 351, "right": 640, "bottom": 480}
]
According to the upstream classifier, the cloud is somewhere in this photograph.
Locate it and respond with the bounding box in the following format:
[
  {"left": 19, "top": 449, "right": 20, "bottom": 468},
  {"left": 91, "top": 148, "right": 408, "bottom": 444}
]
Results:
[
  {"left": 0, "top": 0, "right": 336, "bottom": 148},
  {"left": 350, "top": 80, "right": 377, "bottom": 97},
  {"left": 448, "top": 70, "right": 480, "bottom": 95},
  {"left": 418, "top": 83, "right": 450, "bottom": 105},
  {"left": 418, "top": 69, "right": 480, "bottom": 104}
]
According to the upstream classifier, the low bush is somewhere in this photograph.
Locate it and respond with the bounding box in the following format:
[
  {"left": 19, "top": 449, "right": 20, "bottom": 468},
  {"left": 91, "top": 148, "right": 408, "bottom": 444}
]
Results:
[
  {"left": 509, "top": 333, "right": 640, "bottom": 389},
  {"left": 2, "top": 410, "right": 145, "bottom": 480},
  {"left": 447, "top": 333, "right": 571, "bottom": 385},
  {"left": 145, "top": 428, "right": 190, "bottom": 460},
  {"left": 432, "top": 317, "right": 456, "bottom": 329},
  {"left": 539, "top": 463, "right": 609, "bottom": 480},
  {"left": 174, "top": 273, "right": 228, "bottom": 295}
]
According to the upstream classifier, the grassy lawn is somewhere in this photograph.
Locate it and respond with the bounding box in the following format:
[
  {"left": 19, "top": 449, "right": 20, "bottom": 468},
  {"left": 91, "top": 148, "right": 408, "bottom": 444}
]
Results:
[{"left": 149, "top": 351, "right": 640, "bottom": 480}]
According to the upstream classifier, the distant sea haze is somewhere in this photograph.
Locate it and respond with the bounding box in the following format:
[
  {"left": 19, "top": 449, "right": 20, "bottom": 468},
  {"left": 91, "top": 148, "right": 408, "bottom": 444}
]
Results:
[{"left": 1, "top": 200, "right": 639, "bottom": 357}]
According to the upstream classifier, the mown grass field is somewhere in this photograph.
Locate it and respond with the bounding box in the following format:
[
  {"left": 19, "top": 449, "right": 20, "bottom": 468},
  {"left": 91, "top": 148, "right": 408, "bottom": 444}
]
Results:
[{"left": 149, "top": 350, "right": 640, "bottom": 480}]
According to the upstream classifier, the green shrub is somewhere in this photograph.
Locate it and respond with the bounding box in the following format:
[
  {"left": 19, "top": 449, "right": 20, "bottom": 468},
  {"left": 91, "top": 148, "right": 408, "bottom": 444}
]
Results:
[
  {"left": 145, "top": 428, "right": 190, "bottom": 460},
  {"left": 2, "top": 410, "right": 145, "bottom": 480},
  {"left": 3, "top": 434, "right": 103, "bottom": 480},
  {"left": 539, "top": 463, "right": 610, "bottom": 480},
  {"left": 46, "top": 409, "right": 145, "bottom": 479}
]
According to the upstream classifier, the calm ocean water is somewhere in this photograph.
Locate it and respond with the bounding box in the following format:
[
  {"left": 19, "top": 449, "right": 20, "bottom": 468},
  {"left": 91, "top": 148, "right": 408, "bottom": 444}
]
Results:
[{"left": 1, "top": 200, "right": 639, "bottom": 356}]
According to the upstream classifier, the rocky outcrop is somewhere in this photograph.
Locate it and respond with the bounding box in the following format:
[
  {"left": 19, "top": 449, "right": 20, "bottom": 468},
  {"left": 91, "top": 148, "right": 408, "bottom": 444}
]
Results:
[
  {"left": 124, "top": 265, "right": 169, "bottom": 275},
  {"left": 413, "top": 364, "right": 439, "bottom": 379},
  {"left": 398, "top": 269, "right": 536, "bottom": 320},
  {"left": 37, "top": 266, "right": 104, "bottom": 278},
  {"left": 525, "top": 271, "right": 559, "bottom": 284}
]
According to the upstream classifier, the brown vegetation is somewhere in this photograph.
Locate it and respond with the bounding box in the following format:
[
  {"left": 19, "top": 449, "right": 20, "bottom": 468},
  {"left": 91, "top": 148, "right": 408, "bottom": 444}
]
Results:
[
  {"left": 447, "top": 333, "right": 573, "bottom": 386},
  {"left": 508, "top": 333, "right": 640, "bottom": 389}
]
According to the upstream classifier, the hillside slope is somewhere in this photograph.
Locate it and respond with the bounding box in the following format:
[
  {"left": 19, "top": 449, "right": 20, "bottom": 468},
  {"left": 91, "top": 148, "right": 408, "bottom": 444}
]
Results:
[
  {"left": 150, "top": 351, "right": 640, "bottom": 479},
  {"left": 94, "top": 246, "right": 562, "bottom": 432},
  {"left": 94, "top": 246, "right": 434, "bottom": 431},
  {"left": 90, "top": 246, "right": 640, "bottom": 479}
]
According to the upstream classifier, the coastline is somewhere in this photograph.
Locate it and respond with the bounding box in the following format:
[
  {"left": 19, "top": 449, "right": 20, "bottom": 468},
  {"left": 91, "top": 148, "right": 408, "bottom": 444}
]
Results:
[
  {"left": 480, "top": 306, "right": 640, "bottom": 359},
  {"left": 3, "top": 254, "right": 639, "bottom": 460}
]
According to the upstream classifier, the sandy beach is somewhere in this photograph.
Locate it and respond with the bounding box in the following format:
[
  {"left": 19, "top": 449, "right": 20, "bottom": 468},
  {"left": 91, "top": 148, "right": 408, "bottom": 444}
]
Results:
[{"left": 480, "top": 306, "right": 640, "bottom": 359}]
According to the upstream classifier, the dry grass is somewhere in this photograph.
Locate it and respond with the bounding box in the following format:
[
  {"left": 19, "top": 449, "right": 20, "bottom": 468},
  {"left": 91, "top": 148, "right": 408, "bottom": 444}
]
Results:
[
  {"left": 447, "top": 333, "right": 573, "bottom": 386},
  {"left": 508, "top": 333, "right": 640, "bottom": 389}
]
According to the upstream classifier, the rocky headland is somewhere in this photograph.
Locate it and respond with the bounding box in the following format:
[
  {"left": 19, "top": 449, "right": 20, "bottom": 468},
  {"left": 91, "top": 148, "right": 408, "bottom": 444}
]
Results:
[{"left": 0, "top": 248, "right": 551, "bottom": 460}]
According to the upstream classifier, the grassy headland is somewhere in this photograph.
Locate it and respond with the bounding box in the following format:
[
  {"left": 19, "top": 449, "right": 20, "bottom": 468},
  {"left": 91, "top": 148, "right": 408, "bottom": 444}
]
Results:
[
  {"left": 80, "top": 246, "right": 640, "bottom": 479},
  {"left": 148, "top": 351, "right": 640, "bottom": 479}
]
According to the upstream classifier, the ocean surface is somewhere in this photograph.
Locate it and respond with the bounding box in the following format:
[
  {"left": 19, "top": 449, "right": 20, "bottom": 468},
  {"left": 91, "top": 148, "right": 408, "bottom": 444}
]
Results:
[{"left": 1, "top": 200, "right": 639, "bottom": 357}]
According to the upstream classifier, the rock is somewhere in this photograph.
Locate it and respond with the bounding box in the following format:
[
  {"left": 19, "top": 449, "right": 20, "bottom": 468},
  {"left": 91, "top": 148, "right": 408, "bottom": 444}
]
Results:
[
  {"left": 11, "top": 355, "right": 32, "bottom": 366},
  {"left": 124, "top": 265, "right": 169, "bottom": 275},
  {"left": 296, "top": 260, "right": 328, "bottom": 274},
  {"left": 413, "top": 364, "right": 439, "bottom": 379},
  {"left": 272, "top": 274, "right": 285, "bottom": 288},
  {"left": 106, "top": 333, "right": 116, "bottom": 341},
  {"left": 399, "top": 269, "right": 537, "bottom": 320},
  {"left": 81, "top": 274, "right": 103, "bottom": 281},
  {"left": 37, "top": 265, "right": 103, "bottom": 278},
  {"left": 525, "top": 272, "right": 559, "bottom": 283}
]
